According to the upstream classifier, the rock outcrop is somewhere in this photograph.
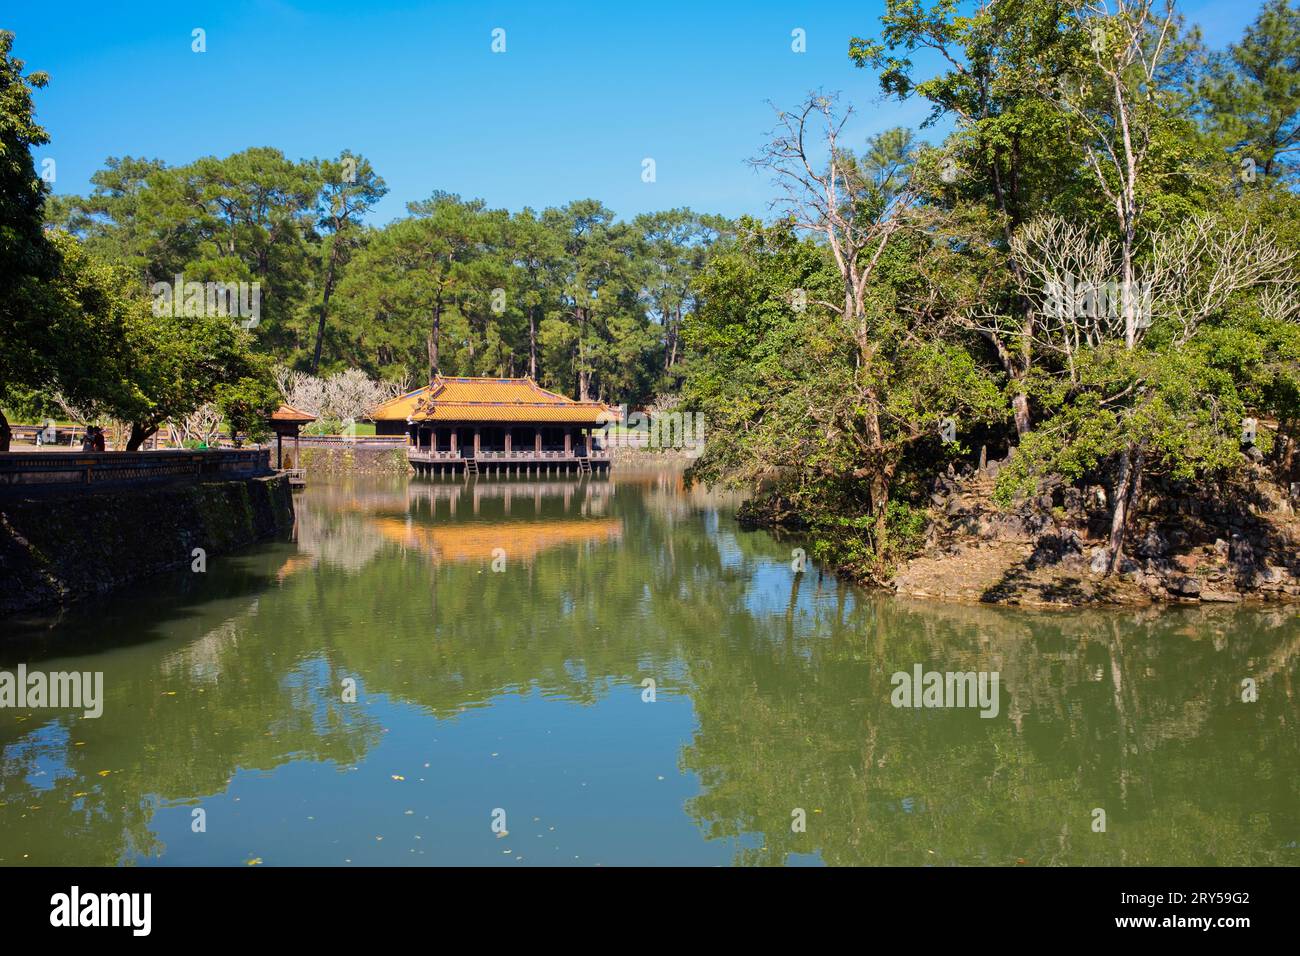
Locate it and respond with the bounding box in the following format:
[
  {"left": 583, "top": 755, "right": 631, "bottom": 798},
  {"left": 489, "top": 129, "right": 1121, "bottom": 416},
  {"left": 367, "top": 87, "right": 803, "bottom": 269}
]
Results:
[{"left": 893, "top": 459, "right": 1300, "bottom": 608}]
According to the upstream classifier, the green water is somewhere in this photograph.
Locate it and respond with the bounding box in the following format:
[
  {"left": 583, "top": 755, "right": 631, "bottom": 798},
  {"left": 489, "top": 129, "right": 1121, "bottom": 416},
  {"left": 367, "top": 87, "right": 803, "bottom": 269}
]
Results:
[{"left": 1, "top": 470, "right": 1297, "bottom": 866}]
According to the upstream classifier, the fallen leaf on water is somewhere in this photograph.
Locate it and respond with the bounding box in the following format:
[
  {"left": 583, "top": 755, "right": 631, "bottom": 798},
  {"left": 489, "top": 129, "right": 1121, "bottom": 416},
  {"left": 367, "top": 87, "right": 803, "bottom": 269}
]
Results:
[
  {"left": 97, "top": 770, "right": 111, "bottom": 777},
  {"left": 246, "top": 857, "right": 263, "bottom": 866},
  {"left": 391, "top": 775, "right": 405, "bottom": 781}
]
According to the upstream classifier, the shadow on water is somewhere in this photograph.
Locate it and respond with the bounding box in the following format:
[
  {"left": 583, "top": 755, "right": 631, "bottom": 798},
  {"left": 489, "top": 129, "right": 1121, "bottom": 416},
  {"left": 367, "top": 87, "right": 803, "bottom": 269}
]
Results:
[
  {"left": 1, "top": 468, "right": 1297, "bottom": 866},
  {"left": 2, "top": 543, "right": 294, "bottom": 665}
]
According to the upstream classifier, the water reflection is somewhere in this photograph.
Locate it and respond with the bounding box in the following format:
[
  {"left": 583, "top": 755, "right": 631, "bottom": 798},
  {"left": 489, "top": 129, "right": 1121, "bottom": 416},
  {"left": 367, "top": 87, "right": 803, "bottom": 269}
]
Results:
[{"left": 1, "top": 470, "right": 1297, "bottom": 866}]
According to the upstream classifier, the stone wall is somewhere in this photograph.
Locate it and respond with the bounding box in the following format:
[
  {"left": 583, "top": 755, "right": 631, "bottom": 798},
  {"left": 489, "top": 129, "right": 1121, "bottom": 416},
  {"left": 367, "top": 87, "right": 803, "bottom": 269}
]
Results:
[
  {"left": 0, "top": 474, "right": 294, "bottom": 616},
  {"left": 297, "top": 446, "right": 410, "bottom": 476}
]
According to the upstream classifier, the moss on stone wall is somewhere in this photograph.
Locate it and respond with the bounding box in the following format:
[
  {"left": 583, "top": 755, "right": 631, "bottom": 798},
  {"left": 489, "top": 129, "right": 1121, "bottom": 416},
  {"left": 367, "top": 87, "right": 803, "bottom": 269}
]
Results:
[
  {"left": 299, "top": 446, "right": 409, "bottom": 476},
  {"left": 0, "top": 474, "right": 295, "bottom": 617}
]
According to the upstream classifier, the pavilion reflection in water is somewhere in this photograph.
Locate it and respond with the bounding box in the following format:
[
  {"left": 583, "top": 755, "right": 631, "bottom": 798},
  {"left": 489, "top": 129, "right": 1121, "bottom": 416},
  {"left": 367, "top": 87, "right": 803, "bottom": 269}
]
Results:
[
  {"left": 370, "top": 516, "right": 621, "bottom": 564},
  {"left": 288, "top": 475, "right": 624, "bottom": 574}
]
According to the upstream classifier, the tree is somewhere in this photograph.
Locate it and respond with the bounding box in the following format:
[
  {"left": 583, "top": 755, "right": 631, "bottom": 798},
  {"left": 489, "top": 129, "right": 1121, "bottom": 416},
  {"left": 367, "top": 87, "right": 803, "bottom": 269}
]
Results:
[
  {"left": 308, "top": 151, "right": 387, "bottom": 372},
  {"left": 745, "top": 94, "right": 933, "bottom": 564},
  {"left": 43, "top": 156, "right": 171, "bottom": 277},
  {"left": 634, "top": 208, "right": 730, "bottom": 385},
  {"left": 0, "top": 30, "right": 55, "bottom": 451},
  {"left": 1202, "top": 0, "right": 1300, "bottom": 184},
  {"left": 851, "top": 0, "right": 1087, "bottom": 435},
  {"left": 505, "top": 208, "right": 565, "bottom": 379},
  {"left": 42, "top": 240, "right": 278, "bottom": 450},
  {"left": 683, "top": 214, "right": 1006, "bottom": 579},
  {"left": 339, "top": 193, "right": 489, "bottom": 382}
]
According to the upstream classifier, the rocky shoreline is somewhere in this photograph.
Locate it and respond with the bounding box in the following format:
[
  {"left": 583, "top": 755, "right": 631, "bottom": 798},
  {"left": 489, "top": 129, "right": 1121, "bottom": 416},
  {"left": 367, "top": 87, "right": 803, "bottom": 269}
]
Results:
[
  {"left": 741, "top": 460, "right": 1300, "bottom": 609},
  {"left": 896, "top": 458, "right": 1300, "bottom": 608}
]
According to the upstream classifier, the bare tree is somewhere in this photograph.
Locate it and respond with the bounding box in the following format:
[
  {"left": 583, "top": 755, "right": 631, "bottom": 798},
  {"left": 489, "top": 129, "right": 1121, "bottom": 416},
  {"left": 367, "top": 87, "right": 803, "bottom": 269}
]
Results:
[
  {"left": 996, "top": 216, "right": 1126, "bottom": 381},
  {"left": 274, "top": 366, "right": 404, "bottom": 431},
  {"left": 1147, "top": 216, "right": 1297, "bottom": 343},
  {"left": 168, "top": 402, "right": 223, "bottom": 448},
  {"left": 751, "top": 93, "right": 916, "bottom": 352},
  {"left": 1006, "top": 211, "right": 1296, "bottom": 571},
  {"left": 1053, "top": 0, "right": 1190, "bottom": 347},
  {"left": 749, "top": 93, "right": 919, "bottom": 559}
]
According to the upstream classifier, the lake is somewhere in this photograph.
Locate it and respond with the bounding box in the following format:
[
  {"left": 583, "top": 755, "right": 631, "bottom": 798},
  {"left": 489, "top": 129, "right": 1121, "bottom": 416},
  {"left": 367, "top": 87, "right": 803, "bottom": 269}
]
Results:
[{"left": 1, "top": 469, "right": 1297, "bottom": 866}]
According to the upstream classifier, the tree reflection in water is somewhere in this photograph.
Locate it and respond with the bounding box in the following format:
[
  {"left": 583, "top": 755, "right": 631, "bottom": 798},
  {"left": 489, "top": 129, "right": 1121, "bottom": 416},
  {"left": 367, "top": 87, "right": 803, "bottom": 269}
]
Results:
[{"left": 1, "top": 470, "right": 1296, "bottom": 865}]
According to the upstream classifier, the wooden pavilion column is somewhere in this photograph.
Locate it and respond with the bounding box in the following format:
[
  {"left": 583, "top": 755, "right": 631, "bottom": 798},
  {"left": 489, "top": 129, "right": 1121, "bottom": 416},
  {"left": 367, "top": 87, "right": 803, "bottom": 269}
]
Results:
[
  {"left": 534, "top": 428, "right": 542, "bottom": 456},
  {"left": 450, "top": 427, "right": 458, "bottom": 456},
  {"left": 564, "top": 429, "right": 572, "bottom": 457},
  {"left": 505, "top": 430, "right": 512, "bottom": 457},
  {"left": 473, "top": 427, "right": 481, "bottom": 457}
]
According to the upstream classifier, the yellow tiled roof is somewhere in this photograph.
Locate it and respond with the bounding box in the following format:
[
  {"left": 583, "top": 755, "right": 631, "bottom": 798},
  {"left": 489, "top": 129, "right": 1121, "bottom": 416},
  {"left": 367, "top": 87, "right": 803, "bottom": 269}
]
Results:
[
  {"left": 370, "top": 376, "right": 614, "bottom": 424},
  {"left": 270, "top": 403, "right": 316, "bottom": 423}
]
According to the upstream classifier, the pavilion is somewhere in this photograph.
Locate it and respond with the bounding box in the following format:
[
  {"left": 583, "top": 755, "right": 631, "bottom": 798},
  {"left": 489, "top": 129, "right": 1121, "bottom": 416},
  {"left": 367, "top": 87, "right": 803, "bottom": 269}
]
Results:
[
  {"left": 370, "top": 376, "right": 614, "bottom": 475},
  {"left": 267, "top": 403, "right": 316, "bottom": 472}
]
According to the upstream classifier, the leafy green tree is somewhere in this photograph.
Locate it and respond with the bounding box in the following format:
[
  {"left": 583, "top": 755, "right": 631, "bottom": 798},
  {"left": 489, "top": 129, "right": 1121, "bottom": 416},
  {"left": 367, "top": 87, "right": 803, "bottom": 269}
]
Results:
[
  {"left": 684, "top": 216, "right": 1006, "bottom": 577},
  {"left": 44, "top": 156, "right": 171, "bottom": 277},
  {"left": 634, "top": 208, "right": 730, "bottom": 388},
  {"left": 504, "top": 208, "right": 566, "bottom": 379},
  {"left": 0, "top": 30, "right": 55, "bottom": 450},
  {"left": 216, "top": 364, "right": 280, "bottom": 443},
  {"left": 307, "top": 151, "right": 386, "bottom": 372},
  {"left": 1202, "top": 0, "right": 1300, "bottom": 183},
  {"left": 34, "top": 235, "right": 275, "bottom": 450},
  {"left": 851, "top": 0, "right": 1087, "bottom": 435}
]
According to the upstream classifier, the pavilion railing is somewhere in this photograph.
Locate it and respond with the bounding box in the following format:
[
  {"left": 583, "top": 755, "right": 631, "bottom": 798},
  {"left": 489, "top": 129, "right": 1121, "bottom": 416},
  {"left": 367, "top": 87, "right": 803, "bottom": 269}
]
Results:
[{"left": 408, "top": 447, "right": 610, "bottom": 461}]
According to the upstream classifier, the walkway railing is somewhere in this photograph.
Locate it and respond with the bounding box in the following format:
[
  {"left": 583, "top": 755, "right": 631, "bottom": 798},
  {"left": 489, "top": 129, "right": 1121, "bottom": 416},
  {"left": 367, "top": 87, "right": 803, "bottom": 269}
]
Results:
[{"left": 0, "top": 449, "right": 272, "bottom": 491}]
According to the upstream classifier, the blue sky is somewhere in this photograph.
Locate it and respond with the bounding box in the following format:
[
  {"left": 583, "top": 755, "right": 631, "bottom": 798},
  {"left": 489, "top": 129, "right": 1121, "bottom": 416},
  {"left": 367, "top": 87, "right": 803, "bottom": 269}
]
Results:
[{"left": 9, "top": 0, "right": 1268, "bottom": 225}]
